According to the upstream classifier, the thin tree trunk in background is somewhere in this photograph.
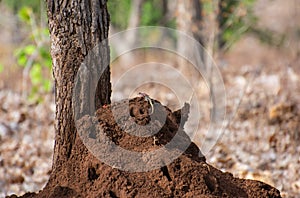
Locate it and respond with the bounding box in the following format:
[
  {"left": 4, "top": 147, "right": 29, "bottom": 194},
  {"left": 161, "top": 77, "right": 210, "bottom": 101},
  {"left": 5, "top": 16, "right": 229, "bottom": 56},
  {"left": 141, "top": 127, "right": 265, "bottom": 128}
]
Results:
[
  {"left": 159, "top": 0, "right": 175, "bottom": 25},
  {"left": 125, "top": 0, "right": 145, "bottom": 48},
  {"left": 46, "top": 0, "right": 111, "bottom": 175},
  {"left": 127, "top": 0, "right": 145, "bottom": 30},
  {"left": 110, "top": 0, "right": 144, "bottom": 65},
  {"left": 176, "top": 0, "right": 204, "bottom": 62},
  {"left": 176, "top": 0, "right": 220, "bottom": 68}
]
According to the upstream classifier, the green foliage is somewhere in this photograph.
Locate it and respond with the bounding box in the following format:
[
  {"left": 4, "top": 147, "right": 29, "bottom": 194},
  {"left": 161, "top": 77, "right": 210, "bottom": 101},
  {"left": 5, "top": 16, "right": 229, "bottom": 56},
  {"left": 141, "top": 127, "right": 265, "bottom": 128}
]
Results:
[
  {"left": 0, "top": 64, "right": 4, "bottom": 73},
  {"left": 14, "top": 6, "right": 52, "bottom": 102},
  {"left": 3, "top": 0, "right": 43, "bottom": 16},
  {"left": 108, "top": 0, "right": 175, "bottom": 29},
  {"left": 108, "top": 0, "right": 131, "bottom": 29},
  {"left": 140, "top": 0, "right": 163, "bottom": 26},
  {"left": 18, "top": 6, "right": 33, "bottom": 24},
  {"left": 218, "top": 0, "right": 257, "bottom": 50},
  {"left": 202, "top": 0, "right": 214, "bottom": 14}
]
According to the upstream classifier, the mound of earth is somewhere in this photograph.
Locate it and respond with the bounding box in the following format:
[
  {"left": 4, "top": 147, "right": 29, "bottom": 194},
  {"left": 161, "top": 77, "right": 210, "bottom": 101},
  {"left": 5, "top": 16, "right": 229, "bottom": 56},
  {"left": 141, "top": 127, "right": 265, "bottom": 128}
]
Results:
[{"left": 8, "top": 97, "right": 281, "bottom": 198}]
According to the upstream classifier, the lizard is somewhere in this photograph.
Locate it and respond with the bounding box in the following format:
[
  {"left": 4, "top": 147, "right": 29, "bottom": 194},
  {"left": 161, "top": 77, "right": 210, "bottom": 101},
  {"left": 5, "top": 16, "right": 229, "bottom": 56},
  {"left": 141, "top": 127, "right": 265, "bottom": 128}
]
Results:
[{"left": 138, "top": 92, "right": 154, "bottom": 115}]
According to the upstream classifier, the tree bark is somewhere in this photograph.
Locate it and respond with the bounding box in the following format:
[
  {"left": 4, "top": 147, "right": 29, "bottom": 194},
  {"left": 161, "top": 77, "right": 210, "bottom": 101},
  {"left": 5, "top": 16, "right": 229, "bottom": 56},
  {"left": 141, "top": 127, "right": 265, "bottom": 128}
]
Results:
[
  {"left": 46, "top": 0, "right": 111, "bottom": 179},
  {"left": 176, "top": 0, "right": 219, "bottom": 68},
  {"left": 176, "top": 0, "right": 204, "bottom": 54}
]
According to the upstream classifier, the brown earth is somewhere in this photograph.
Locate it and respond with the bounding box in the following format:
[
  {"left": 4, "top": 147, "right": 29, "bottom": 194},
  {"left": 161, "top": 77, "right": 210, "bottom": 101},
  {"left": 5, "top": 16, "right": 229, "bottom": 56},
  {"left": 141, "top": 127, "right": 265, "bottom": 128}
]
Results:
[{"left": 7, "top": 97, "right": 281, "bottom": 198}]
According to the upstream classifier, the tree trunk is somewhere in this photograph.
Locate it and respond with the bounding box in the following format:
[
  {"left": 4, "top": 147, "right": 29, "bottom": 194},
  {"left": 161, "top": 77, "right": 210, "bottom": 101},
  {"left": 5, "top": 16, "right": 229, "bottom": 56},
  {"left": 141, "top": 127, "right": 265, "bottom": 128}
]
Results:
[
  {"left": 176, "top": 0, "right": 219, "bottom": 69},
  {"left": 176, "top": 0, "right": 204, "bottom": 58},
  {"left": 46, "top": 0, "right": 111, "bottom": 182}
]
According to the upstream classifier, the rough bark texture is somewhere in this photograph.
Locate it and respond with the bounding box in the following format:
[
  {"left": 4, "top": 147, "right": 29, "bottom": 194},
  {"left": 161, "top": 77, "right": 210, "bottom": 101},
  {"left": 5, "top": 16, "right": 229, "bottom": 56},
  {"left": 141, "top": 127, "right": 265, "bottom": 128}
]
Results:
[{"left": 46, "top": 0, "right": 111, "bottom": 183}]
